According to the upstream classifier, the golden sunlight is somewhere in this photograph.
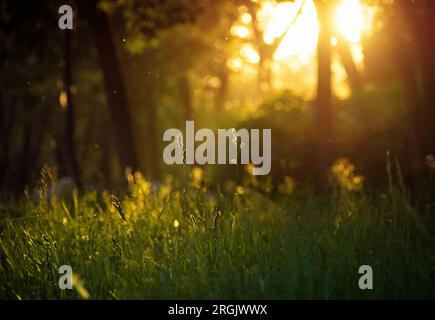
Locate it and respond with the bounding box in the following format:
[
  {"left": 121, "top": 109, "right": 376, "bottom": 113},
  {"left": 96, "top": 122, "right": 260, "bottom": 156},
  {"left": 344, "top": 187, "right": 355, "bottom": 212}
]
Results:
[
  {"left": 263, "top": 0, "right": 318, "bottom": 61},
  {"left": 266, "top": 0, "right": 373, "bottom": 61},
  {"left": 336, "top": 0, "right": 372, "bottom": 43},
  {"left": 230, "top": 0, "right": 375, "bottom": 99},
  {"left": 266, "top": 0, "right": 373, "bottom": 99}
]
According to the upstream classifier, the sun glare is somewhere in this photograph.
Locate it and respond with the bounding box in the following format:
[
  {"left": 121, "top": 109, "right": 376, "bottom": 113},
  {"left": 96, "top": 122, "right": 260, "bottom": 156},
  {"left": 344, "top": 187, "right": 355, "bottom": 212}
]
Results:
[
  {"left": 260, "top": 0, "right": 373, "bottom": 61},
  {"left": 336, "top": 0, "right": 370, "bottom": 43},
  {"left": 263, "top": 0, "right": 318, "bottom": 62},
  {"left": 230, "top": 0, "right": 374, "bottom": 99}
]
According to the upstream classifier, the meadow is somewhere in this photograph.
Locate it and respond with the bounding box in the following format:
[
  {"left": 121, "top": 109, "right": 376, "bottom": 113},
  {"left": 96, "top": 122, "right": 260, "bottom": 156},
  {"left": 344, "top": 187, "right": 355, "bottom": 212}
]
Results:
[
  {"left": 2, "top": 0, "right": 435, "bottom": 303},
  {"left": 1, "top": 163, "right": 434, "bottom": 300}
]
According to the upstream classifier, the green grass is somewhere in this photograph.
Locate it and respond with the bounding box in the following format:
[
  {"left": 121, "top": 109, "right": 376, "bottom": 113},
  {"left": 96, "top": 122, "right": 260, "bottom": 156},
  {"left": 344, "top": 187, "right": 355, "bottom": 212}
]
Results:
[{"left": 1, "top": 171, "right": 435, "bottom": 300}]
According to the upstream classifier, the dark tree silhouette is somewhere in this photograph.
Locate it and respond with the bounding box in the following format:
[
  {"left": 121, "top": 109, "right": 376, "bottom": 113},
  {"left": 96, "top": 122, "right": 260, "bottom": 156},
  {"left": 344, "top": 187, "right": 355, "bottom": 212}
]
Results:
[
  {"left": 78, "top": 0, "right": 141, "bottom": 173},
  {"left": 393, "top": 0, "right": 435, "bottom": 182},
  {"left": 337, "top": 36, "right": 363, "bottom": 92},
  {"left": 62, "top": 29, "right": 82, "bottom": 188},
  {"left": 314, "top": 0, "right": 336, "bottom": 187},
  {"left": 417, "top": 1, "right": 435, "bottom": 156}
]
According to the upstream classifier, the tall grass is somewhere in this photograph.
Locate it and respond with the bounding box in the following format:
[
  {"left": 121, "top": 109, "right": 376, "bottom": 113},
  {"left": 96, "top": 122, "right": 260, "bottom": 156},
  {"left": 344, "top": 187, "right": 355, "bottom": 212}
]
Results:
[{"left": 0, "top": 165, "right": 434, "bottom": 299}]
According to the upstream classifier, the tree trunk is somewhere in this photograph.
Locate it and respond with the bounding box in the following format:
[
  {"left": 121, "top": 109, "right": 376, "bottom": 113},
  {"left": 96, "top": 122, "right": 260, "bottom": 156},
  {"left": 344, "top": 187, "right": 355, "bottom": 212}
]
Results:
[
  {"left": 15, "top": 123, "right": 33, "bottom": 195},
  {"left": 314, "top": 1, "right": 335, "bottom": 187},
  {"left": 0, "top": 94, "right": 8, "bottom": 190},
  {"left": 258, "top": 56, "right": 272, "bottom": 92},
  {"left": 398, "top": 45, "right": 425, "bottom": 185},
  {"left": 63, "top": 29, "right": 82, "bottom": 188},
  {"left": 15, "top": 95, "right": 49, "bottom": 196},
  {"left": 418, "top": 1, "right": 435, "bottom": 155},
  {"left": 100, "top": 121, "right": 114, "bottom": 188},
  {"left": 78, "top": 0, "right": 140, "bottom": 173},
  {"left": 337, "top": 37, "right": 363, "bottom": 92},
  {"left": 392, "top": 1, "right": 425, "bottom": 185},
  {"left": 146, "top": 93, "right": 160, "bottom": 180}
]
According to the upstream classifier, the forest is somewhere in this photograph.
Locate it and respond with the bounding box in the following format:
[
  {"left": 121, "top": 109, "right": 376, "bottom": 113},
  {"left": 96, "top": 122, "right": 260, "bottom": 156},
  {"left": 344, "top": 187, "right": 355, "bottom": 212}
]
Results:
[{"left": 1, "top": 0, "right": 435, "bottom": 299}]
